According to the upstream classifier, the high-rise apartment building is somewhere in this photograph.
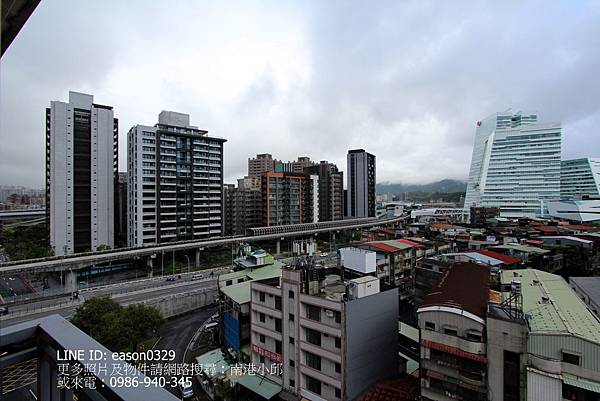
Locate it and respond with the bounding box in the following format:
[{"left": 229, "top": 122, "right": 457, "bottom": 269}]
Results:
[
  {"left": 46, "top": 91, "right": 118, "bottom": 255},
  {"left": 463, "top": 110, "right": 562, "bottom": 218},
  {"left": 261, "top": 172, "right": 318, "bottom": 226},
  {"left": 304, "top": 161, "right": 344, "bottom": 222},
  {"left": 248, "top": 153, "right": 276, "bottom": 177},
  {"left": 250, "top": 266, "right": 398, "bottom": 401},
  {"left": 115, "top": 172, "right": 128, "bottom": 248},
  {"left": 346, "top": 149, "right": 376, "bottom": 218},
  {"left": 127, "top": 111, "right": 226, "bottom": 246},
  {"left": 224, "top": 177, "right": 262, "bottom": 236},
  {"left": 560, "top": 158, "right": 600, "bottom": 198}
]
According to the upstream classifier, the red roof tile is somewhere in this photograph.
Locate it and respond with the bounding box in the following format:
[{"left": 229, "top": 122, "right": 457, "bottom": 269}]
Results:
[
  {"left": 535, "top": 226, "right": 559, "bottom": 233},
  {"left": 420, "top": 262, "right": 490, "bottom": 319},
  {"left": 473, "top": 249, "right": 520, "bottom": 265},
  {"left": 363, "top": 242, "right": 401, "bottom": 253},
  {"left": 357, "top": 375, "right": 420, "bottom": 401}
]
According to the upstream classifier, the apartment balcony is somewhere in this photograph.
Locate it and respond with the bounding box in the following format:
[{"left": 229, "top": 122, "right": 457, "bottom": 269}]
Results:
[{"left": 421, "top": 330, "right": 486, "bottom": 357}]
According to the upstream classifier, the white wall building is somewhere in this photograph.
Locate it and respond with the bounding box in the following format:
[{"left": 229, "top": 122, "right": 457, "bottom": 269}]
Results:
[
  {"left": 561, "top": 158, "right": 600, "bottom": 198},
  {"left": 46, "top": 91, "right": 117, "bottom": 255},
  {"left": 463, "top": 110, "right": 561, "bottom": 219},
  {"left": 127, "top": 111, "right": 226, "bottom": 246}
]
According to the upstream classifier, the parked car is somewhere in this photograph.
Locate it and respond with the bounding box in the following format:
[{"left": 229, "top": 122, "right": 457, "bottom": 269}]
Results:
[
  {"left": 166, "top": 276, "right": 176, "bottom": 282},
  {"left": 0, "top": 306, "right": 8, "bottom": 315},
  {"left": 191, "top": 273, "right": 204, "bottom": 281}
]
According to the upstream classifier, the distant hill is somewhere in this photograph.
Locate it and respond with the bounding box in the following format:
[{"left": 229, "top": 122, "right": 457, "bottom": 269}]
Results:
[{"left": 376, "top": 179, "right": 467, "bottom": 194}]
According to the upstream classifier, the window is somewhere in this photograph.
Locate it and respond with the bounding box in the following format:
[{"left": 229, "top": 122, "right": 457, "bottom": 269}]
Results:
[
  {"left": 259, "top": 291, "right": 265, "bottom": 302},
  {"left": 306, "top": 352, "right": 321, "bottom": 371},
  {"left": 334, "top": 311, "right": 341, "bottom": 324},
  {"left": 260, "top": 334, "right": 265, "bottom": 343},
  {"left": 444, "top": 328, "right": 458, "bottom": 336},
  {"left": 335, "top": 337, "right": 341, "bottom": 349},
  {"left": 289, "top": 336, "right": 295, "bottom": 345},
  {"left": 335, "top": 388, "right": 341, "bottom": 398},
  {"left": 466, "top": 331, "right": 482, "bottom": 342},
  {"left": 289, "top": 313, "right": 295, "bottom": 322},
  {"left": 275, "top": 318, "right": 282, "bottom": 333},
  {"left": 260, "top": 356, "right": 265, "bottom": 364},
  {"left": 275, "top": 296, "right": 282, "bottom": 311},
  {"left": 289, "top": 290, "right": 295, "bottom": 299},
  {"left": 306, "top": 328, "right": 321, "bottom": 346},
  {"left": 562, "top": 351, "right": 580, "bottom": 366},
  {"left": 425, "top": 321, "right": 436, "bottom": 331},
  {"left": 306, "top": 376, "right": 321, "bottom": 395},
  {"left": 289, "top": 379, "right": 295, "bottom": 387},
  {"left": 335, "top": 362, "right": 341, "bottom": 373},
  {"left": 276, "top": 340, "right": 282, "bottom": 354},
  {"left": 259, "top": 313, "right": 265, "bottom": 323},
  {"left": 307, "top": 305, "right": 321, "bottom": 321}
]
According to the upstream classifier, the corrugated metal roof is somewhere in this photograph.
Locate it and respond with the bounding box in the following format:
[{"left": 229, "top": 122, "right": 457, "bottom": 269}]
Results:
[
  {"left": 396, "top": 239, "right": 424, "bottom": 249},
  {"left": 473, "top": 249, "right": 520, "bottom": 265},
  {"left": 237, "top": 374, "right": 282, "bottom": 399},
  {"left": 493, "top": 244, "right": 550, "bottom": 254},
  {"left": 562, "top": 374, "right": 600, "bottom": 393},
  {"left": 221, "top": 281, "right": 252, "bottom": 305},
  {"left": 501, "top": 269, "right": 600, "bottom": 343}
]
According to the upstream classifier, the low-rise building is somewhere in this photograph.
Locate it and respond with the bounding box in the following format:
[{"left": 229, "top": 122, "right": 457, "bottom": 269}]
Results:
[
  {"left": 570, "top": 276, "right": 600, "bottom": 316},
  {"left": 488, "top": 269, "right": 600, "bottom": 401},
  {"left": 417, "top": 262, "right": 490, "bottom": 401},
  {"left": 249, "top": 263, "right": 398, "bottom": 401},
  {"left": 218, "top": 256, "right": 283, "bottom": 361}
]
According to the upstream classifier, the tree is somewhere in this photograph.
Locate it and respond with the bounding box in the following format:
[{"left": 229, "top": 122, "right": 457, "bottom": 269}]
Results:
[
  {"left": 0, "top": 224, "right": 53, "bottom": 261},
  {"left": 71, "top": 297, "right": 163, "bottom": 351},
  {"left": 96, "top": 244, "right": 112, "bottom": 251},
  {"left": 71, "top": 297, "right": 123, "bottom": 346},
  {"left": 120, "top": 304, "right": 164, "bottom": 351}
]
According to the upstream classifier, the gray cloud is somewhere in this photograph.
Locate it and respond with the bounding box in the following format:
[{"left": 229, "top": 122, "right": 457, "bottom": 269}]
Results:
[{"left": 1, "top": 0, "right": 599, "bottom": 188}]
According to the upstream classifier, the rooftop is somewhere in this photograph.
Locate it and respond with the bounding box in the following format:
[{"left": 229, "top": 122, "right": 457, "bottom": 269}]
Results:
[
  {"left": 220, "top": 262, "right": 283, "bottom": 305},
  {"left": 492, "top": 243, "right": 550, "bottom": 255},
  {"left": 570, "top": 276, "right": 600, "bottom": 306},
  {"left": 501, "top": 269, "right": 600, "bottom": 343},
  {"left": 361, "top": 239, "right": 414, "bottom": 253},
  {"left": 420, "top": 262, "right": 490, "bottom": 320}
]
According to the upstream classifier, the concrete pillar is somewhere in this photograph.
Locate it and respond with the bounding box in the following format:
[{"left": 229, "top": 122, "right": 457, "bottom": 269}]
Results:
[
  {"left": 276, "top": 239, "right": 281, "bottom": 255},
  {"left": 196, "top": 248, "right": 201, "bottom": 268},
  {"left": 65, "top": 270, "right": 77, "bottom": 293},
  {"left": 146, "top": 257, "right": 154, "bottom": 277}
]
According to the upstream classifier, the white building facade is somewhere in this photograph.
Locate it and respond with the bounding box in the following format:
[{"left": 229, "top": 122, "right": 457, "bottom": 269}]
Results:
[
  {"left": 463, "top": 110, "right": 561, "bottom": 218},
  {"left": 127, "top": 111, "right": 226, "bottom": 246},
  {"left": 46, "top": 91, "right": 118, "bottom": 255},
  {"left": 560, "top": 157, "right": 600, "bottom": 198}
]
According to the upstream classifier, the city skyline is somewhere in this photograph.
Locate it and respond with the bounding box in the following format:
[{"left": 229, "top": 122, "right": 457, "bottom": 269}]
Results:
[{"left": 2, "top": 1, "right": 600, "bottom": 188}]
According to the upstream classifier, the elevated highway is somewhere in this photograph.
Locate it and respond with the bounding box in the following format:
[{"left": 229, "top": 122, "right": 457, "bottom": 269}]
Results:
[{"left": 0, "top": 216, "right": 403, "bottom": 274}]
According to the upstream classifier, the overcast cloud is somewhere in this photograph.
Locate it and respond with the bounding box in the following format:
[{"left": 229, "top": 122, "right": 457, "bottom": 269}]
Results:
[{"left": 1, "top": 0, "right": 599, "bottom": 188}]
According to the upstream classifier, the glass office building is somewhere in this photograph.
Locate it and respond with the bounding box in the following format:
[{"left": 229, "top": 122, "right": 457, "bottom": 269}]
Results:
[{"left": 464, "top": 110, "right": 561, "bottom": 218}]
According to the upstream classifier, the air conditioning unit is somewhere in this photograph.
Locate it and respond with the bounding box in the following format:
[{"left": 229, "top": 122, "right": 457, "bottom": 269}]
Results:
[{"left": 325, "top": 309, "right": 334, "bottom": 318}]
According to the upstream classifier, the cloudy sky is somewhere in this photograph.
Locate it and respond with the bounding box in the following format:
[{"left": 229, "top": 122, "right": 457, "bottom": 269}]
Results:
[{"left": 1, "top": 0, "right": 599, "bottom": 189}]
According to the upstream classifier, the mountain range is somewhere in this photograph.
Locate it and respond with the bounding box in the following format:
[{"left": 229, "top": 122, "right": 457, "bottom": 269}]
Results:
[{"left": 376, "top": 179, "right": 467, "bottom": 194}]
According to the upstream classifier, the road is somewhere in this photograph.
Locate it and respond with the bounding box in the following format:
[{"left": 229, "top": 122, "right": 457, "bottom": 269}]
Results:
[
  {"left": 0, "top": 276, "right": 218, "bottom": 326},
  {"left": 0, "top": 215, "right": 402, "bottom": 273}
]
